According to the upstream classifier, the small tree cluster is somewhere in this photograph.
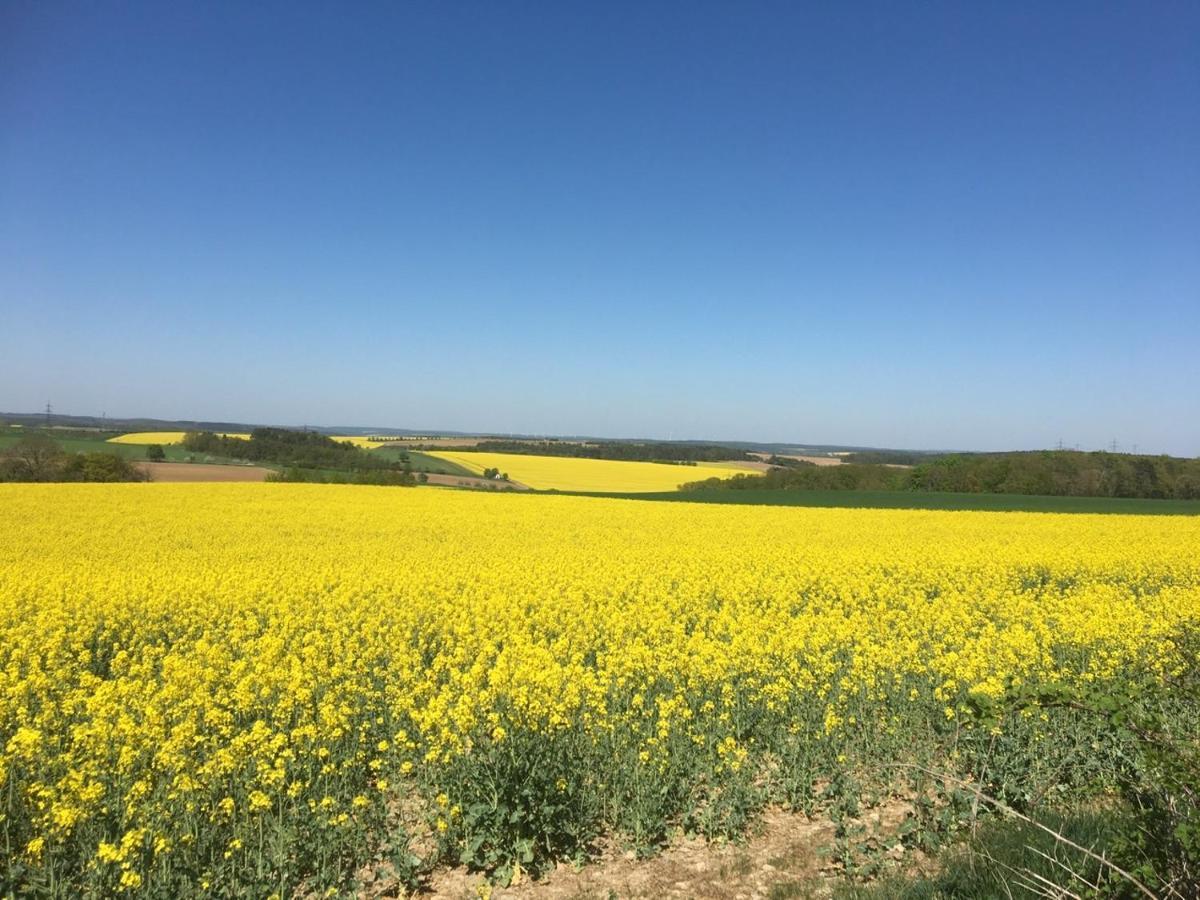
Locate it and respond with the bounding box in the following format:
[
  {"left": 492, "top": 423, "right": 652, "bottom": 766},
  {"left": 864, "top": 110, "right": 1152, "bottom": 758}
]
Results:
[{"left": 0, "top": 436, "right": 147, "bottom": 483}]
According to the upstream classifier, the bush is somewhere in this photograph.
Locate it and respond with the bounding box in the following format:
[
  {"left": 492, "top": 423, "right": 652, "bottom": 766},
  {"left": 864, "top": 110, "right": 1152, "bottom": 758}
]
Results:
[
  {"left": 58, "top": 453, "right": 148, "bottom": 483},
  {"left": 1, "top": 438, "right": 146, "bottom": 482}
]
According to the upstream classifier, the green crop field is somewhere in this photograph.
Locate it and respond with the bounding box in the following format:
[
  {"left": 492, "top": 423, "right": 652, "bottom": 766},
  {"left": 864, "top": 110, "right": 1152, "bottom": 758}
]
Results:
[
  {"left": 573, "top": 487, "right": 1200, "bottom": 515},
  {"left": 370, "top": 446, "right": 477, "bottom": 476},
  {"left": 0, "top": 430, "right": 250, "bottom": 466}
]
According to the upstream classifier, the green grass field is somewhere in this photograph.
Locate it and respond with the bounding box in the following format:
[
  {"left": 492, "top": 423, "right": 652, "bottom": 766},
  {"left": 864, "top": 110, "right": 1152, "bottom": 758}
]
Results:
[
  {"left": 0, "top": 430, "right": 252, "bottom": 466},
  {"left": 571, "top": 487, "right": 1200, "bottom": 515},
  {"left": 1, "top": 429, "right": 486, "bottom": 479},
  {"left": 370, "top": 446, "right": 478, "bottom": 476}
]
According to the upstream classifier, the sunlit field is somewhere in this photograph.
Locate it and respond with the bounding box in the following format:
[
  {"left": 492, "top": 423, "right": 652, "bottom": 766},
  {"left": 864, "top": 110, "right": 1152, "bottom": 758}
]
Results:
[
  {"left": 330, "top": 436, "right": 392, "bottom": 449},
  {"left": 2, "top": 483, "right": 1197, "bottom": 895},
  {"left": 110, "top": 432, "right": 398, "bottom": 450},
  {"left": 107, "top": 432, "right": 250, "bottom": 445},
  {"left": 424, "top": 449, "right": 757, "bottom": 491}
]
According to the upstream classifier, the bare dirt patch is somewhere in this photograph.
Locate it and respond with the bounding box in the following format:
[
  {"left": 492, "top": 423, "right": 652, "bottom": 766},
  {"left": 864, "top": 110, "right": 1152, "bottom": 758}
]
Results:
[
  {"left": 137, "top": 462, "right": 272, "bottom": 482},
  {"left": 709, "top": 460, "right": 775, "bottom": 473},
  {"left": 749, "top": 453, "right": 843, "bottom": 468},
  {"left": 419, "top": 801, "right": 915, "bottom": 900}
]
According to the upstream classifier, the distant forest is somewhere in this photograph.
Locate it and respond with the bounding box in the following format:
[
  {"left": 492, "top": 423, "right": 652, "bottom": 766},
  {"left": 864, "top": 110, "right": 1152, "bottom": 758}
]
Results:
[
  {"left": 446, "top": 439, "right": 756, "bottom": 464},
  {"left": 184, "top": 429, "right": 407, "bottom": 473},
  {"left": 683, "top": 451, "right": 1200, "bottom": 500}
]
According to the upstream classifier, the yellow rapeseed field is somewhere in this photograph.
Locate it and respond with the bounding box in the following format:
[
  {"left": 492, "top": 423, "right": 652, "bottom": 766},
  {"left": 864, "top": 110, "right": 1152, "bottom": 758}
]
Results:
[
  {"left": 330, "top": 435, "right": 392, "bottom": 449},
  {"left": 2, "top": 484, "right": 1197, "bottom": 894},
  {"left": 107, "top": 432, "right": 250, "bottom": 445},
  {"left": 424, "top": 449, "right": 757, "bottom": 491}
]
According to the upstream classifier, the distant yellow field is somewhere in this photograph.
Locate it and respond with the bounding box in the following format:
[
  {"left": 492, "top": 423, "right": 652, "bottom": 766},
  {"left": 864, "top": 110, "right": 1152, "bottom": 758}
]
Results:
[
  {"left": 425, "top": 450, "right": 757, "bottom": 491},
  {"left": 331, "top": 435, "right": 392, "bottom": 449},
  {"left": 107, "top": 431, "right": 249, "bottom": 445},
  {"left": 111, "top": 432, "right": 396, "bottom": 448}
]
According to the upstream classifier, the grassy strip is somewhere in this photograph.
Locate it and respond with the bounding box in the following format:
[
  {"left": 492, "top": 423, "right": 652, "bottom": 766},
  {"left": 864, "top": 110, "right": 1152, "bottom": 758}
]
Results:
[
  {"left": 401, "top": 449, "right": 479, "bottom": 477},
  {"left": 833, "top": 808, "right": 1118, "bottom": 900}
]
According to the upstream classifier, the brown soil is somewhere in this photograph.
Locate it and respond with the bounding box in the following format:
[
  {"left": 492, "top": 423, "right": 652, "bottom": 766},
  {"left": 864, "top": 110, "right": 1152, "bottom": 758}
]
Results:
[
  {"left": 709, "top": 461, "right": 775, "bottom": 473},
  {"left": 749, "top": 453, "right": 843, "bottom": 468},
  {"left": 396, "top": 801, "right": 915, "bottom": 900},
  {"left": 137, "top": 462, "right": 272, "bottom": 482}
]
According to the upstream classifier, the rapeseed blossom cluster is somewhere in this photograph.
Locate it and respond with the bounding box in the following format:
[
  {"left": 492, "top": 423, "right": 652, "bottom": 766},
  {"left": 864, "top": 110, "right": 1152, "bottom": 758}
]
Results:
[
  {"left": 106, "top": 432, "right": 250, "bottom": 445},
  {"left": 425, "top": 449, "right": 757, "bottom": 491},
  {"left": 1, "top": 484, "right": 1197, "bottom": 894}
]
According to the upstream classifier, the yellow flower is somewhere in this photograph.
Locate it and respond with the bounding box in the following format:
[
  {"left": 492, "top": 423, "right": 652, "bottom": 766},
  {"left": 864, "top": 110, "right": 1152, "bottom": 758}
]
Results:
[
  {"left": 97, "top": 842, "right": 121, "bottom": 864},
  {"left": 2, "top": 483, "right": 1197, "bottom": 895},
  {"left": 118, "top": 870, "right": 142, "bottom": 890},
  {"left": 249, "top": 790, "right": 272, "bottom": 813}
]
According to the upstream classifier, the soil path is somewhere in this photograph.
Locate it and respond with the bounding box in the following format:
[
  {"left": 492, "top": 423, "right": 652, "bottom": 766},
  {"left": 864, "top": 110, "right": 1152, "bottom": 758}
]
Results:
[
  {"left": 417, "top": 802, "right": 913, "bottom": 900},
  {"left": 749, "top": 453, "right": 843, "bottom": 467},
  {"left": 137, "top": 462, "right": 272, "bottom": 482}
]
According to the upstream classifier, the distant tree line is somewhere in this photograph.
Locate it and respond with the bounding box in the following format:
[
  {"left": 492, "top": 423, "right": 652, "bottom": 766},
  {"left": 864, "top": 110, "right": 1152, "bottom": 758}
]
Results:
[
  {"left": 0, "top": 436, "right": 146, "bottom": 482},
  {"left": 907, "top": 450, "right": 1200, "bottom": 499},
  {"left": 683, "top": 451, "right": 1200, "bottom": 500},
  {"left": 445, "top": 439, "right": 755, "bottom": 464},
  {"left": 765, "top": 455, "right": 818, "bottom": 468},
  {"left": 685, "top": 463, "right": 907, "bottom": 493},
  {"left": 838, "top": 450, "right": 938, "bottom": 466},
  {"left": 183, "top": 429, "right": 409, "bottom": 472}
]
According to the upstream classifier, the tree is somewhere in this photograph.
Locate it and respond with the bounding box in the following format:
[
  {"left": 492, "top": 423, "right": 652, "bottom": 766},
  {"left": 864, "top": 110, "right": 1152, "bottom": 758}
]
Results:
[
  {"left": 60, "top": 453, "right": 147, "bottom": 483},
  {"left": 146, "top": 444, "right": 166, "bottom": 461},
  {"left": 4, "top": 435, "right": 64, "bottom": 481}
]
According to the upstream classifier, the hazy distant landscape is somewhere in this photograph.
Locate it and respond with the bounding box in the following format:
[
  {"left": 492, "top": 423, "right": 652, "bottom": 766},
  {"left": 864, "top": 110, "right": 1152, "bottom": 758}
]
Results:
[{"left": 5, "top": 412, "right": 1197, "bottom": 513}]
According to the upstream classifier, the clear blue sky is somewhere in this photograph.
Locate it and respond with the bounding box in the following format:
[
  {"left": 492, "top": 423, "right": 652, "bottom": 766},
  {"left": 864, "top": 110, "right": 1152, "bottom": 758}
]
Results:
[{"left": 2, "top": 2, "right": 1197, "bottom": 453}]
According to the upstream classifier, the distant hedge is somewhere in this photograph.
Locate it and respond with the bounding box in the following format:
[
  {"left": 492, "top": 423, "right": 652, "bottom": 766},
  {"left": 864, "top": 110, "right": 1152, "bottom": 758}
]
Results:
[
  {"left": 683, "top": 450, "right": 1200, "bottom": 500},
  {"left": 183, "top": 428, "right": 406, "bottom": 472}
]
